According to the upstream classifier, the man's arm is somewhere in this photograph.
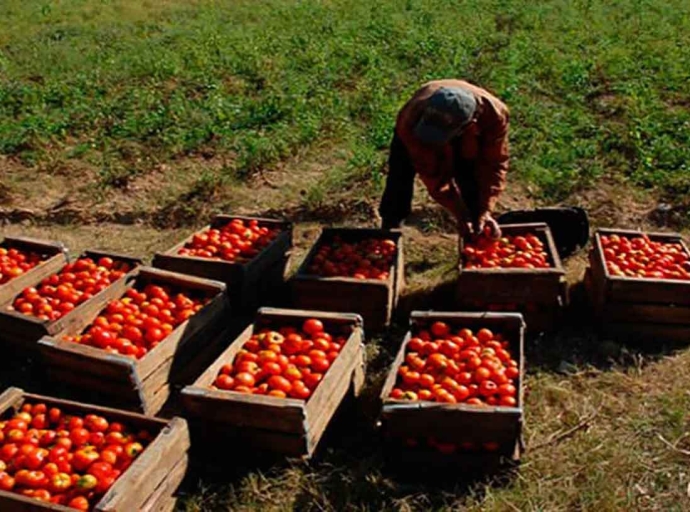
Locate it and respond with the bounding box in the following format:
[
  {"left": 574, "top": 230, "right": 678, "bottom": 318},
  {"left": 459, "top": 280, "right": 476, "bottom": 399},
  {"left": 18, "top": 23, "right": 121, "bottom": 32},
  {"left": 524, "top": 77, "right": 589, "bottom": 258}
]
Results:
[{"left": 379, "top": 133, "right": 416, "bottom": 229}]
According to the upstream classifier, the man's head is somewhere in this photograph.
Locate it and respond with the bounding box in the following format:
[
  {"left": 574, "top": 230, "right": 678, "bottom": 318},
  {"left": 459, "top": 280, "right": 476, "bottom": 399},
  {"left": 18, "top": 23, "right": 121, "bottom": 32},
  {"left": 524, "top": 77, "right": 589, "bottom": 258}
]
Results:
[{"left": 414, "top": 87, "right": 477, "bottom": 145}]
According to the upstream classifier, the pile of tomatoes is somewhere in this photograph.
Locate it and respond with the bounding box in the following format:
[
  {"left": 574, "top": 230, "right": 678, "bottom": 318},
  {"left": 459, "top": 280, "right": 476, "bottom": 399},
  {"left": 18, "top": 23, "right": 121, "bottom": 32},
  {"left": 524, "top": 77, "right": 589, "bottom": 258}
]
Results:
[
  {"left": 63, "top": 284, "right": 208, "bottom": 359},
  {"left": 213, "top": 318, "right": 347, "bottom": 400},
  {"left": 306, "top": 237, "right": 396, "bottom": 280},
  {"left": 600, "top": 233, "right": 690, "bottom": 280},
  {"left": 463, "top": 232, "right": 551, "bottom": 269},
  {"left": 178, "top": 218, "right": 280, "bottom": 263},
  {"left": 0, "top": 246, "right": 46, "bottom": 286},
  {"left": 10, "top": 257, "right": 134, "bottom": 322},
  {"left": 390, "top": 321, "right": 519, "bottom": 408},
  {"left": 0, "top": 402, "right": 152, "bottom": 510}
]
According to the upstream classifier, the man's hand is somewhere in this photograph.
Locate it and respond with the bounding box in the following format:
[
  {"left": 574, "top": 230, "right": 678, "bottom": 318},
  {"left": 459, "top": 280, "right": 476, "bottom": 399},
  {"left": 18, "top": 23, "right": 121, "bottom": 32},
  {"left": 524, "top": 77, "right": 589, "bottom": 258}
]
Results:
[{"left": 475, "top": 212, "right": 501, "bottom": 239}]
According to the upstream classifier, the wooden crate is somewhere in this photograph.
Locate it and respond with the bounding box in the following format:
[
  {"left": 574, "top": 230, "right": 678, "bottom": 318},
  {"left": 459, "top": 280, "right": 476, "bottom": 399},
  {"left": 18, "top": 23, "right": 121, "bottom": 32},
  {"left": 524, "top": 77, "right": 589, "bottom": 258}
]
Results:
[
  {"left": 456, "top": 223, "right": 566, "bottom": 332},
  {"left": 0, "top": 237, "right": 68, "bottom": 305},
  {"left": 152, "top": 215, "right": 292, "bottom": 313},
  {"left": 0, "top": 387, "right": 189, "bottom": 512},
  {"left": 379, "top": 311, "right": 525, "bottom": 469},
  {"left": 290, "top": 228, "right": 405, "bottom": 331},
  {"left": 181, "top": 307, "right": 366, "bottom": 459},
  {"left": 0, "top": 250, "right": 142, "bottom": 351},
  {"left": 38, "top": 266, "right": 230, "bottom": 415},
  {"left": 587, "top": 228, "right": 690, "bottom": 343}
]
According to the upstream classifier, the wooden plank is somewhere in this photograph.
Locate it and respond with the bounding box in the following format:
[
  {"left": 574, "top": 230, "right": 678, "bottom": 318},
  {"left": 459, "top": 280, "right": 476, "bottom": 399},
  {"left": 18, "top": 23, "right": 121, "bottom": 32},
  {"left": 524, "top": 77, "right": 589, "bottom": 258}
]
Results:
[
  {"left": 379, "top": 332, "right": 411, "bottom": 401},
  {"left": 601, "top": 321, "right": 690, "bottom": 345},
  {"left": 193, "top": 420, "right": 308, "bottom": 457},
  {"left": 602, "top": 302, "right": 690, "bottom": 325},
  {"left": 39, "top": 338, "right": 137, "bottom": 382},
  {"left": 304, "top": 326, "right": 362, "bottom": 456},
  {"left": 0, "top": 387, "right": 24, "bottom": 412},
  {"left": 139, "top": 454, "right": 187, "bottom": 512},
  {"left": 0, "top": 491, "right": 72, "bottom": 511},
  {"left": 98, "top": 417, "right": 190, "bottom": 512},
  {"left": 181, "top": 387, "right": 307, "bottom": 433}
]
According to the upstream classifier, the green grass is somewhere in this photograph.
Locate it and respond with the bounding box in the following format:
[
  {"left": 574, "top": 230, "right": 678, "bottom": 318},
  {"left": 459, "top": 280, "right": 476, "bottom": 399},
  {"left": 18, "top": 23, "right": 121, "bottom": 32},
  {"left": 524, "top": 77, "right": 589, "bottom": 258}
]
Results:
[{"left": 1, "top": 0, "right": 690, "bottom": 204}]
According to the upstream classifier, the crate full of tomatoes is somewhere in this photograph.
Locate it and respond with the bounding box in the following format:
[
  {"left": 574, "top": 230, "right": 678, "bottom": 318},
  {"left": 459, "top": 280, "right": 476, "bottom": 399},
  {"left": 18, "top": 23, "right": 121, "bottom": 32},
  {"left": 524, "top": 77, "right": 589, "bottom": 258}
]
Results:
[
  {"left": 153, "top": 215, "right": 292, "bottom": 313},
  {"left": 0, "top": 388, "right": 189, "bottom": 512},
  {"left": 38, "top": 267, "right": 229, "bottom": 415},
  {"left": 0, "top": 237, "right": 68, "bottom": 306},
  {"left": 379, "top": 311, "right": 525, "bottom": 471},
  {"left": 456, "top": 223, "right": 566, "bottom": 332},
  {"left": 587, "top": 228, "right": 690, "bottom": 343},
  {"left": 290, "top": 227, "right": 404, "bottom": 331},
  {"left": 0, "top": 250, "right": 141, "bottom": 350},
  {"left": 181, "top": 308, "right": 365, "bottom": 458}
]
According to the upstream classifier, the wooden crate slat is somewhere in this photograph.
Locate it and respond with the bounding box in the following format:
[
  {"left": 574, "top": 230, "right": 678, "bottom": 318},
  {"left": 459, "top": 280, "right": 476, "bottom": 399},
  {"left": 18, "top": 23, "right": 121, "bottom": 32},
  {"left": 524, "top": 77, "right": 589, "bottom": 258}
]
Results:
[
  {"left": 304, "top": 326, "right": 363, "bottom": 455},
  {"left": 193, "top": 420, "right": 308, "bottom": 457},
  {"left": 601, "top": 321, "right": 690, "bottom": 344},
  {"left": 602, "top": 302, "right": 690, "bottom": 325},
  {"left": 182, "top": 387, "right": 307, "bottom": 433},
  {"left": 0, "top": 491, "right": 71, "bottom": 511},
  {"left": 40, "top": 338, "right": 137, "bottom": 382}
]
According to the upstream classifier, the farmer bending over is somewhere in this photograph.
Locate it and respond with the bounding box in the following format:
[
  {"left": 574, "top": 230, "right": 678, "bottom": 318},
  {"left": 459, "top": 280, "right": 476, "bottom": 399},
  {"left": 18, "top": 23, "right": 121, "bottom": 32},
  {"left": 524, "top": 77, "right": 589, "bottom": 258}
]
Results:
[{"left": 379, "top": 79, "right": 509, "bottom": 241}]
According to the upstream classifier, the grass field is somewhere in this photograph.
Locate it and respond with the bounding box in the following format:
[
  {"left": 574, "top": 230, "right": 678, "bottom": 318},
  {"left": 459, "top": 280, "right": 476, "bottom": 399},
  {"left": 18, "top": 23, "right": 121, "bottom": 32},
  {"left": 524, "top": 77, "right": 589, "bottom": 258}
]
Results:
[{"left": 2, "top": 0, "right": 690, "bottom": 510}]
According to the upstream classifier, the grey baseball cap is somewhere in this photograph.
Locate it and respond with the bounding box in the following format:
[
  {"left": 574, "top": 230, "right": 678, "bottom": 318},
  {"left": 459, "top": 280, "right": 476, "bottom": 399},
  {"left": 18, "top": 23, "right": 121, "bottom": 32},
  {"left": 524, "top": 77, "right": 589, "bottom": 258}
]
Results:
[{"left": 414, "top": 87, "right": 477, "bottom": 144}]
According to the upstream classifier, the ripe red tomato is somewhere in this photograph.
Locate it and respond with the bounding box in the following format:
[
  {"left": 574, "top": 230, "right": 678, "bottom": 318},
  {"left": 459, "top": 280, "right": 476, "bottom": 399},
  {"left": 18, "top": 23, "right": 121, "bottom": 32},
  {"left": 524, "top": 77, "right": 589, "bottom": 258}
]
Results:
[{"left": 303, "top": 318, "right": 324, "bottom": 336}]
